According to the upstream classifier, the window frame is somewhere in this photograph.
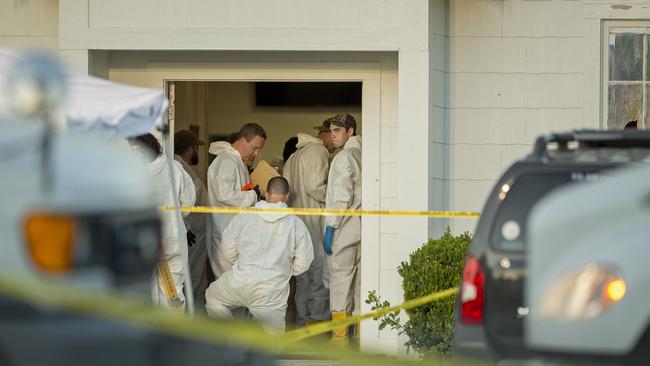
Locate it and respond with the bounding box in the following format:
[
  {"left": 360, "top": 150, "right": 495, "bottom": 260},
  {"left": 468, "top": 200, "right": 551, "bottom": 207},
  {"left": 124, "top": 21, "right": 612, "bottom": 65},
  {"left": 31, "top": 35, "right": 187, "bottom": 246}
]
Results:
[{"left": 602, "top": 21, "right": 650, "bottom": 129}]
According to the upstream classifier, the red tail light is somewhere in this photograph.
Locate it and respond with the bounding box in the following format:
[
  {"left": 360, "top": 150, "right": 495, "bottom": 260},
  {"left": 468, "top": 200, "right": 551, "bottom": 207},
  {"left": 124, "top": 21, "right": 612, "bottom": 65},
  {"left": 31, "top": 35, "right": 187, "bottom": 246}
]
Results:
[{"left": 460, "top": 256, "right": 485, "bottom": 324}]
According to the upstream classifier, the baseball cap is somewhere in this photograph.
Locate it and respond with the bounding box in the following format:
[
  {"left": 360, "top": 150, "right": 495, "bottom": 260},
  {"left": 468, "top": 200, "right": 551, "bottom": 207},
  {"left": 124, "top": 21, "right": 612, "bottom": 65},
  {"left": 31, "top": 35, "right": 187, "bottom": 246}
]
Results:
[
  {"left": 313, "top": 117, "right": 334, "bottom": 133},
  {"left": 174, "top": 130, "right": 205, "bottom": 151},
  {"left": 331, "top": 113, "right": 356, "bottom": 126}
]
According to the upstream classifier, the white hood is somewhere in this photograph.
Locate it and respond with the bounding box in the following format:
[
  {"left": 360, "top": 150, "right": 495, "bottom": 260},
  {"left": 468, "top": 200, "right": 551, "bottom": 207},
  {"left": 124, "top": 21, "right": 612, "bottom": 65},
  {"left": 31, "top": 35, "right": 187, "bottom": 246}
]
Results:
[
  {"left": 148, "top": 154, "right": 166, "bottom": 175},
  {"left": 255, "top": 200, "right": 289, "bottom": 223},
  {"left": 209, "top": 141, "right": 231, "bottom": 155},
  {"left": 296, "top": 133, "right": 323, "bottom": 149},
  {"left": 344, "top": 135, "right": 362, "bottom": 150}
]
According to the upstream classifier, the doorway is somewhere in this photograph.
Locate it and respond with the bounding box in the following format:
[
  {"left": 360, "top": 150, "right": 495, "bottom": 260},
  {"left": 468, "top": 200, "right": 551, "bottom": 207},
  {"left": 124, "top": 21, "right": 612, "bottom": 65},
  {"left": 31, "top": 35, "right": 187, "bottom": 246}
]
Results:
[
  {"left": 146, "top": 60, "right": 382, "bottom": 341},
  {"left": 170, "top": 80, "right": 362, "bottom": 183}
]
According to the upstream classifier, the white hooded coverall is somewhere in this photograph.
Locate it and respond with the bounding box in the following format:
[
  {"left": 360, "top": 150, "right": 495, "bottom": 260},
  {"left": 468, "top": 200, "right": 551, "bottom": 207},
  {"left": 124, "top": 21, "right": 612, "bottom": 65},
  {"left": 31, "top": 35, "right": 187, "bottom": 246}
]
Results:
[
  {"left": 325, "top": 135, "right": 361, "bottom": 315},
  {"left": 206, "top": 142, "right": 257, "bottom": 277},
  {"left": 174, "top": 154, "right": 210, "bottom": 310},
  {"left": 282, "top": 133, "right": 331, "bottom": 324},
  {"left": 205, "top": 200, "right": 314, "bottom": 334},
  {"left": 149, "top": 154, "right": 196, "bottom": 307}
]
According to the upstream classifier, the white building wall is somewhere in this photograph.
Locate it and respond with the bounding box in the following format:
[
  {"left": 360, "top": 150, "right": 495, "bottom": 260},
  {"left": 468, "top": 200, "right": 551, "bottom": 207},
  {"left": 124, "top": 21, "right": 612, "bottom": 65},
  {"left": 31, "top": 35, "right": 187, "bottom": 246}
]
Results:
[
  {"left": 429, "top": 0, "right": 451, "bottom": 239},
  {"left": 87, "top": 0, "right": 400, "bottom": 29},
  {"left": 0, "top": 0, "right": 58, "bottom": 52},
  {"left": 60, "top": 0, "right": 400, "bottom": 58},
  {"left": 447, "top": 0, "right": 596, "bottom": 234}
]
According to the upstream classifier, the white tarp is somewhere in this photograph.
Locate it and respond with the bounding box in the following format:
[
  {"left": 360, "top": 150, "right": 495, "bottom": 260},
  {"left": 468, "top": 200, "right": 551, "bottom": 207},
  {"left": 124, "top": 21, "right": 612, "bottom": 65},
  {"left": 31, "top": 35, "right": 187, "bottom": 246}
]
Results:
[{"left": 0, "top": 46, "right": 167, "bottom": 139}]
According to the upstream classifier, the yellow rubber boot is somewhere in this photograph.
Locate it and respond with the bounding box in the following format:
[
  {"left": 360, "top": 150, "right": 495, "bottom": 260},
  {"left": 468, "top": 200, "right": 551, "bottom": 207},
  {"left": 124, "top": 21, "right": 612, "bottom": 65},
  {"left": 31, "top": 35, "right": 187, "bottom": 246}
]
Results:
[{"left": 330, "top": 311, "right": 349, "bottom": 346}]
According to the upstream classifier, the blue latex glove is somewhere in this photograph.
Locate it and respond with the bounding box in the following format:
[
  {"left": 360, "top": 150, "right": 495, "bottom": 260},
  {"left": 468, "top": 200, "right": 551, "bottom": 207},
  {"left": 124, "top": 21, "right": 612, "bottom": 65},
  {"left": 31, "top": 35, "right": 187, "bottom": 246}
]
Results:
[{"left": 323, "top": 226, "right": 335, "bottom": 256}]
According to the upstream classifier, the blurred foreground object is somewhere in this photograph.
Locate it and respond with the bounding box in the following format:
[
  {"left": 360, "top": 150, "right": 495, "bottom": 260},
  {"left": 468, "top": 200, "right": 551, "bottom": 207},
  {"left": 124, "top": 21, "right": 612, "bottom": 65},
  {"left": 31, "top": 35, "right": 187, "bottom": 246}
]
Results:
[
  {"left": 0, "top": 46, "right": 167, "bottom": 138},
  {"left": 0, "top": 50, "right": 194, "bottom": 366},
  {"left": 453, "top": 129, "right": 650, "bottom": 363},
  {"left": 0, "top": 49, "right": 162, "bottom": 290},
  {"left": 526, "top": 164, "right": 650, "bottom": 364},
  {"left": 6, "top": 52, "right": 66, "bottom": 118}
]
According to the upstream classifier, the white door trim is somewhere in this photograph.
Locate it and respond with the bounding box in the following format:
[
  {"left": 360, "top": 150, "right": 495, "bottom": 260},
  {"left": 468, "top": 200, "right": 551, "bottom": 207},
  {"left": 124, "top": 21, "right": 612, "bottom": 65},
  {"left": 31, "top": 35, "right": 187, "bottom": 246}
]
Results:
[{"left": 146, "top": 62, "right": 382, "bottom": 343}]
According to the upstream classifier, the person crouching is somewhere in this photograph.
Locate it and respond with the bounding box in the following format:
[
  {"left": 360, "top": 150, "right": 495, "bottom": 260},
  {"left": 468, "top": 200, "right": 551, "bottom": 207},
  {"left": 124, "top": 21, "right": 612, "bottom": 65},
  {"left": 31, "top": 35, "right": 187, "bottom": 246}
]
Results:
[{"left": 204, "top": 176, "right": 314, "bottom": 334}]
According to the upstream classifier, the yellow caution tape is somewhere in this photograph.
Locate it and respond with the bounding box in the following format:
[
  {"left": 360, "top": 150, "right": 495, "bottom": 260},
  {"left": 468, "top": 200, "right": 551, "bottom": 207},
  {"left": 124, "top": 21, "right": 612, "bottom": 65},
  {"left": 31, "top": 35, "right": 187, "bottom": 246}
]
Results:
[
  {"left": 0, "top": 273, "right": 295, "bottom": 357},
  {"left": 161, "top": 206, "right": 480, "bottom": 218},
  {"left": 282, "top": 287, "right": 458, "bottom": 342},
  {"left": 0, "top": 273, "right": 484, "bottom": 366},
  {"left": 156, "top": 253, "right": 184, "bottom": 310}
]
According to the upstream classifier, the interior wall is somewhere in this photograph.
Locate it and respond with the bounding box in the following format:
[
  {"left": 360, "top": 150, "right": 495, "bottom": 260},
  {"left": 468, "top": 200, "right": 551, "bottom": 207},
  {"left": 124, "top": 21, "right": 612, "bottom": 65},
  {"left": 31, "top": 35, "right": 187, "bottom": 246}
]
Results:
[
  {"left": 203, "top": 82, "right": 362, "bottom": 177},
  {"left": 173, "top": 80, "right": 363, "bottom": 184}
]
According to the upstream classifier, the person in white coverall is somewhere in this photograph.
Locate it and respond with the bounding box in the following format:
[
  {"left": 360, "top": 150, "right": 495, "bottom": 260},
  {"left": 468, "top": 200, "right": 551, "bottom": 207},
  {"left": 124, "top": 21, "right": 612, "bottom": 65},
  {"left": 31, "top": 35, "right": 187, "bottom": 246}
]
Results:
[
  {"left": 174, "top": 129, "right": 210, "bottom": 311},
  {"left": 131, "top": 133, "right": 196, "bottom": 308},
  {"left": 205, "top": 176, "right": 314, "bottom": 334},
  {"left": 206, "top": 123, "right": 266, "bottom": 278},
  {"left": 283, "top": 118, "right": 337, "bottom": 326},
  {"left": 322, "top": 113, "right": 361, "bottom": 345}
]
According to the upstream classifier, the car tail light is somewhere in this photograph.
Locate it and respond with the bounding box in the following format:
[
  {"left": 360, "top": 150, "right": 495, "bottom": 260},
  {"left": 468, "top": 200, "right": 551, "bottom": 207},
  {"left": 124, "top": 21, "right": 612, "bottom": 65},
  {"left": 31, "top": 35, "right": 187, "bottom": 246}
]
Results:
[
  {"left": 24, "top": 213, "right": 76, "bottom": 274},
  {"left": 23, "top": 210, "right": 160, "bottom": 284},
  {"left": 460, "top": 256, "right": 485, "bottom": 324}
]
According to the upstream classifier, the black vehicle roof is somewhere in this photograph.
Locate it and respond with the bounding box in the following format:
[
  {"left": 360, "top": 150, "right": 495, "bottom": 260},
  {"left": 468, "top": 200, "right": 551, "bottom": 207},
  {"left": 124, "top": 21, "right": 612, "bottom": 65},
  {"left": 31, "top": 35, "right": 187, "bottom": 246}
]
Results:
[
  {"left": 469, "top": 129, "right": 650, "bottom": 256},
  {"left": 526, "top": 129, "right": 650, "bottom": 163}
]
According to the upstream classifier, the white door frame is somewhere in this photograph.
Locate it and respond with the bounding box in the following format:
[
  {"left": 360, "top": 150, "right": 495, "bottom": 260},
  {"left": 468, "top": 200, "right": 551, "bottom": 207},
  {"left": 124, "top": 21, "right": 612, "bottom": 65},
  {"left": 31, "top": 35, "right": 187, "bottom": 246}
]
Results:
[{"left": 146, "top": 62, "right": 382, "bottom": 342}]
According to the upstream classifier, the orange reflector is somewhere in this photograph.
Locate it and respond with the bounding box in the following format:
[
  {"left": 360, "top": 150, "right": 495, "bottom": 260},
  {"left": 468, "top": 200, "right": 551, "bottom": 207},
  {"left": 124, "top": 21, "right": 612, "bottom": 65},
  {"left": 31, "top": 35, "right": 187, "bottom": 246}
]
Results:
[
  {"left": 24, "top": 214, "right": 76, "bottom": 273},
  {"left": 605, "top": 278, "right": 626, "bottom": 302}
]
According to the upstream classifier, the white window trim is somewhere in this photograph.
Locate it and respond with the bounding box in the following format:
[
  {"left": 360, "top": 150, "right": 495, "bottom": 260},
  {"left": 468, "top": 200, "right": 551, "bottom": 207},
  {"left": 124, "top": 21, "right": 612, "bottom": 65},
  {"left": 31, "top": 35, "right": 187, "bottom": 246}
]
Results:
[{"left": 602, "top": 20, "right": 650, "bottom": 129}]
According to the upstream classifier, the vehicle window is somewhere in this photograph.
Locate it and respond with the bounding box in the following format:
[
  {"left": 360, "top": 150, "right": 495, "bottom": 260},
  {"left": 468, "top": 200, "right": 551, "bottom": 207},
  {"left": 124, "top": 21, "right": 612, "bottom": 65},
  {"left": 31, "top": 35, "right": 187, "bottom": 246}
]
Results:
[{"left": 490, "top": 173, "right": 580, "bottom": 252}]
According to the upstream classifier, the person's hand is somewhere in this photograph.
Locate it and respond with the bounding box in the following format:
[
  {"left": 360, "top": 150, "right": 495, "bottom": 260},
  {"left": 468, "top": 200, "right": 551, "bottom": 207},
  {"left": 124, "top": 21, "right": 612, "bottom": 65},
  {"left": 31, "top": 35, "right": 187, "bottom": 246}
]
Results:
[
  {"left": 323, "top": 226, "right": 335, "bottom": 256},
  {"left": 186, "top": 230, "right": 196, "bottom": 247},
  {"left": 253, "top": 185, "right": 263, "bottom": 201}
]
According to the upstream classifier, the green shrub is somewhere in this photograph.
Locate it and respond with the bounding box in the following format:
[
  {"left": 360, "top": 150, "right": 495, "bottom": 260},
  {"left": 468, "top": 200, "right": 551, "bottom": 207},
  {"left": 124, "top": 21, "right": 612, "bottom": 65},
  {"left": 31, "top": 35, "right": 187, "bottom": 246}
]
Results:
[{"left": 366, "top": 228, "right": 471, "bottom": 358}]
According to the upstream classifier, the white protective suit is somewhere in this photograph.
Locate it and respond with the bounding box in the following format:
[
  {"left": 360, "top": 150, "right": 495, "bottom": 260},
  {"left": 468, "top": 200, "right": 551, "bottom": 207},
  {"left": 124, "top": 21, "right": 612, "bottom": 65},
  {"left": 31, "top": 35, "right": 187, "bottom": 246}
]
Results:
[
  {"left": 174, "top": 155, "right": 210, "bottom": 311},
  {"left": 206, "top": 141, "right": 257, "bottom": 277},
  {"left": 205, "top": 200, "right": 314, "bottom": 334},
  {"left": 324, "top": 135, "right": 362, "bottom": 315},
  {"left": 149, "top": 155, "right": 196, "bottom": 307},
  {"left": 282, "top": 133, "right": 331, "bottom": 324}
]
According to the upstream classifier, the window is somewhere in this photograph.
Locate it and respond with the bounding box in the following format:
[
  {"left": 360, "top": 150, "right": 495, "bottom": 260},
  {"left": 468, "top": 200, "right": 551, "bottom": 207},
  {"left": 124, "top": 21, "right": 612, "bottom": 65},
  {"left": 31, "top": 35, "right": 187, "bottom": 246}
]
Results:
[
  {"left": 490, "top": 173, "right": 576, "bottom": 252},
  {"left": 255, "top": 82, "right": 362, "bottom": 107},
  {"left": 603, "top": 22, "right": 650, "bottom": 129}
]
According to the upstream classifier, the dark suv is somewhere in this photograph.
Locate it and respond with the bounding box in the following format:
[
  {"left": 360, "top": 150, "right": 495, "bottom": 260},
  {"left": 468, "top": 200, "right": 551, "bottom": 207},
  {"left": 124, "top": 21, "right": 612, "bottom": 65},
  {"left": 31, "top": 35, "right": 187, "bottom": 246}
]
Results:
[{"left": 453, "top": 130, "right": 650, "bottom": 361}]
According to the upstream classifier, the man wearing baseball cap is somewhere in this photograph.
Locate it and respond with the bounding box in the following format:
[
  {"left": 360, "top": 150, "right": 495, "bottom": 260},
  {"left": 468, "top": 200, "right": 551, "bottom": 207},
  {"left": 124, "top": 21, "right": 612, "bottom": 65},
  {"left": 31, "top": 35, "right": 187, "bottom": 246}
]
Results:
[
  {"left": 283, "top": 117, "right": 338, "bottom": 327},
  {"left": 312, "top": 117, "right": 336, "bottom": 155},
  {"left": 174, "top": 129, "right": 210, "bottom": 311},
  {"left": 322, "top": 113, "right": 361, "bottom": 345}
]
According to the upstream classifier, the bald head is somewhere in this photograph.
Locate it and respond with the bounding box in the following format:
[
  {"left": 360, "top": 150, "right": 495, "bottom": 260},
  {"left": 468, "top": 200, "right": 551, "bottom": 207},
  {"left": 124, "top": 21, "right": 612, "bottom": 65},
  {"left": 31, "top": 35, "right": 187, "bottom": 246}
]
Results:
[
  {"left": 267, "top": 176, "right": 289, "bottom": 195},
  {"left": 266, "top": 176, "right": 290, "bottom": 203}
]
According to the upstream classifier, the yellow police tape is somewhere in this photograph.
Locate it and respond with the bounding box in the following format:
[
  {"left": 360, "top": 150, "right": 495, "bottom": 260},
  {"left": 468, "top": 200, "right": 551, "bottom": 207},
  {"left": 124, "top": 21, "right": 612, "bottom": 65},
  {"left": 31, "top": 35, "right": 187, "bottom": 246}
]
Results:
[
  {"left": 160, "top": 206, "right": 480, "bottom": 218},
  {"left": 282, "top": 287, "right": 458, "bottom": 342},
  {"left": 0, "top": 273, "right": 477, "bottom": 366}
]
